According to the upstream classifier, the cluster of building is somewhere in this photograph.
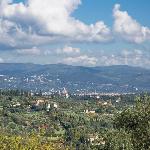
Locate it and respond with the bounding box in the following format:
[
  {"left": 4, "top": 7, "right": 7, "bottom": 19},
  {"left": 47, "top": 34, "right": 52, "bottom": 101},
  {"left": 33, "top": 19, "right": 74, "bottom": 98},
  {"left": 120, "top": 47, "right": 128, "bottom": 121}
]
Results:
[
  {"left": 88, "top": 134, "right": 105, "bottom": 146},
  {"left": 30, "top": 98, "right": 58, "bottom": 111},
  {"left": 41, "top": 88, "right": 69, "bottom": 98}
]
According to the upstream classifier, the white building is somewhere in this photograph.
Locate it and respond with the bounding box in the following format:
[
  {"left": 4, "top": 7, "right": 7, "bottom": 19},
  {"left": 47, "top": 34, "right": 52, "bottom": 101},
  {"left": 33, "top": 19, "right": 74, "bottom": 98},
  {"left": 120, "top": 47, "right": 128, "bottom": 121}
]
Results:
[
  {"left": 62, "top": 88, "right": 69, "bottom": 98},
  {"left": 53, "top": 103, "right": 58, "bottom": 108}
]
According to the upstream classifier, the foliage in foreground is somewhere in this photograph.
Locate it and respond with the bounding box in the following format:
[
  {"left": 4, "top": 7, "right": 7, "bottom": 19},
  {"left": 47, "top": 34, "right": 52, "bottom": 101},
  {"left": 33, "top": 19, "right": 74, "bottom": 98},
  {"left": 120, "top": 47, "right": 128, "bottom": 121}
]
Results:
[
  {"left": 0, "top": 90, "right": 150, "bottom": 150},
  {"left": 0, "top": 132, "right": 61, "bottom": 150},
  {"left": 104, "top": 95, "right": 150, "bottom": 150}
]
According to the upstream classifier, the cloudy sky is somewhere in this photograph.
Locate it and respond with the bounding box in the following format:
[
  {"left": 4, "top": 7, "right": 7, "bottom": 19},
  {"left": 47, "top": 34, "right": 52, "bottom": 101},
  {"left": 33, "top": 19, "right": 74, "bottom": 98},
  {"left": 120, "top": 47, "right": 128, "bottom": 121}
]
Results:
[{"left": 0, "top": 0, "right": 150, "bottom": 68}]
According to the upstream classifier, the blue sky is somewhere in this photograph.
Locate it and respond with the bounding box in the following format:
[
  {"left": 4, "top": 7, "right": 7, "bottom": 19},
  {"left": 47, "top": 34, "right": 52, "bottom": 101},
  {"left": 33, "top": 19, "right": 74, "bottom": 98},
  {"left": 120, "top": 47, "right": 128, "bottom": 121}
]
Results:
[
  {"left": 0, "top": 0, "right": 150, "bottom": 68},
  {"left": 73, "top": 0, "right": 150, "bottom": 26}
]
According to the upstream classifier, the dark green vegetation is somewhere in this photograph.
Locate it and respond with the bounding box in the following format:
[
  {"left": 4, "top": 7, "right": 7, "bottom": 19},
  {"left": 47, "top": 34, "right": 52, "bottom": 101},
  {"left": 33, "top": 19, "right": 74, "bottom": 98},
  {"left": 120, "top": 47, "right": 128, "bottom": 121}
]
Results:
[
  {"left": 0, "top": 90, "right": 150, "bottom": 149},
  {"left": 0, "top": 63, "right": 150, "bottom": 92}
]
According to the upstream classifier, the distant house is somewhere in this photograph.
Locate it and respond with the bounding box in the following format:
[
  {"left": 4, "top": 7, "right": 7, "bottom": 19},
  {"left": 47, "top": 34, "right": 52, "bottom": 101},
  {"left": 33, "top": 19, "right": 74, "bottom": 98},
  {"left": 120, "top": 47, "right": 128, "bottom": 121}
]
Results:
[
  {"left": 30, "top": 92, "right": 34, "bottom": 96},
  {"left": 62, "top": 88, "right": 69, "bottom": 98},
  {"left": 96, "top": 96, "right": 100, "bottom": 99},
  {"left": 0, "top": 106, "right": 3, "bottom": 112},
  {"left": 30, "top": 98, "right": 58, "bottom": 111},
  {"left": 103, "top": 102, "right": 108, "bottom": 106},
  {"left": 85, "top": 109, "right": 95, "bottom": 114},
  {"left": 31, "top": 99, "right": 48, "bottom": 110},
  {"left": 88, "top": 134, "right": 98, "bottom": 143},
  {"left": 46, "top": 103, "right": 51, "bottom": 111},
  {"left": 34, "top": 98, "right": 50, "bottom": 106},
  {"left": 97, "top": 99, "right": 113, "bottom": 107},
  {"left": 35, "top": 99, "right": 45, "bottom": 106},
  {"left": 101, "top": 100, "right": 112, "bottom": 107},
  {"left": 116, "top": 97, "right": 121, "bottom": 103},
  {"left": 53, "top": 103, "right": 58, "bottom": 108},
  {"left": 46, "top": 102, "right": 58, "bottom": 111},
  {"left": 12, "top": 102, "right": 21, "bottom": 107},
  {"left": 88, "top": 134, "right": 105, "bottom": 146}
]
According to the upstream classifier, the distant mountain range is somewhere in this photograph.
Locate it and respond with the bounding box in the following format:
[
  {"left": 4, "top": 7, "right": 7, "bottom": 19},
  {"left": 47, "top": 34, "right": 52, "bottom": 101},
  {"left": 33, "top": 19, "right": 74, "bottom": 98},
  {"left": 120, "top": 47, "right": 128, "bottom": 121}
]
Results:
[{"left": 0, "top": 63, "right": 150, "bottom": 93}]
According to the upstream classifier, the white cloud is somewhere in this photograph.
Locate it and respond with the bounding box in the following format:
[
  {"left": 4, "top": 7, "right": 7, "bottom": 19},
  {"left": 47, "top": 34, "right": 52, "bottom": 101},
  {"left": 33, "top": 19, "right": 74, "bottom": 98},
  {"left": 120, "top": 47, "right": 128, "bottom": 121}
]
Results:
[
  {"left": 0, "top": 0, "right": 112, "bottom": 49},
  {"left": 95, "top": 49, "right": 150, "bottom": 68},
  {"left": 97, "top": 54, "right": 124, "bottom": 66},
  {"left": 1, "top": 1, "right": 150, "bottom": 68},
  {"left": 0, "top": 57, "right": 4, "bottom": 63},
  {"left": 16, "top": 47, "right": 41, "bottom": 55},
  {"left": 56, "top": 45, "right": 80, "bottom": 54},
  {"left": 42, "top": 45, "right": 81, "bottom": 56},
  {"left": 63, "top": 55, "right": 98, "bottom": 66},
  {"left": 113, "top": 4, "right": 150, "bottom": 43},
  {"left": 0, "top": 18, "right": 52, "bottom": 49},
  {"left": 0, "top": 19, "right": 17, "bottom": 47},
  {"left": 1, "top": 1, "right": 149, "bottom": 49},
  {"left": 121, "top": 49, "right": 144, "bottom": 66}
]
